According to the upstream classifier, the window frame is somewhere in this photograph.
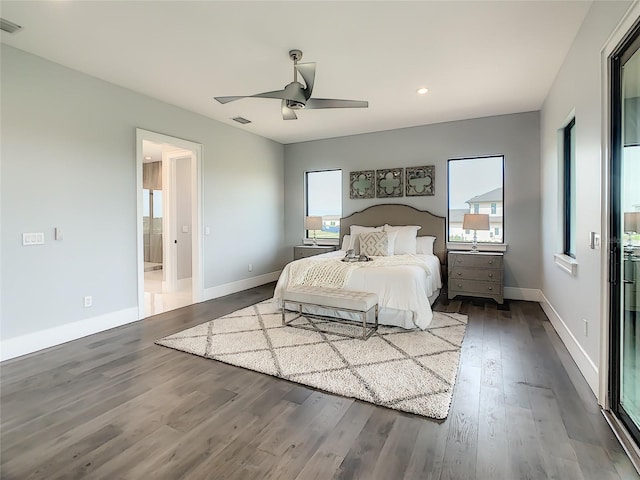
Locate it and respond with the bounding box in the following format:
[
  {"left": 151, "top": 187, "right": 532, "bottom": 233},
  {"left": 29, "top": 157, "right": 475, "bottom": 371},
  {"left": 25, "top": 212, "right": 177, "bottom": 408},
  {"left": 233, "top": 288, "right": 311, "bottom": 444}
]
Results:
[
  {"left": 447, "top": 155, "right": 505, "bottom": 245},
  {"left": 304, "top": 169, "right": 342, "bottom": 243},
  {"left": 563, "top": 117, "right": 576, "bottom": 258}
]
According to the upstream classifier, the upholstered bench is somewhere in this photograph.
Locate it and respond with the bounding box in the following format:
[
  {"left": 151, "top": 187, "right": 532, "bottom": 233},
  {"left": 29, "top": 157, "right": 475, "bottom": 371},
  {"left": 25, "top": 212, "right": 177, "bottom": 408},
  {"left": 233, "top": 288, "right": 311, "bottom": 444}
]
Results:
[{"left": 281, "top": 285, "right": 379, "bottom": 340}]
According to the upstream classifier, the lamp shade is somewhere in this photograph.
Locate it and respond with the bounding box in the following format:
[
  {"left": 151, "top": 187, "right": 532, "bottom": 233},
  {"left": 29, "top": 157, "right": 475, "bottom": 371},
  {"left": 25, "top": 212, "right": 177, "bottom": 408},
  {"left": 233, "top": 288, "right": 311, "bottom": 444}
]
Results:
[
  {"left": 462, "top": 213, "right": 490, "bottom": 231},
  {"left": 305, "top": 216, "right": 323, "bottom": 231},
  {"left": 624, "top": 212, "right": 640, "bottom": 233}
]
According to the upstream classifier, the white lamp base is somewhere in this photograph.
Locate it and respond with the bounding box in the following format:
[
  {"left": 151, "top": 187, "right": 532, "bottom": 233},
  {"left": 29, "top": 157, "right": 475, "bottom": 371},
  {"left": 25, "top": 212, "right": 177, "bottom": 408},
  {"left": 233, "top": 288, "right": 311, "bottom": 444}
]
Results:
[{"left": 470, "top": 231, "right": 479, "bottom": 253}]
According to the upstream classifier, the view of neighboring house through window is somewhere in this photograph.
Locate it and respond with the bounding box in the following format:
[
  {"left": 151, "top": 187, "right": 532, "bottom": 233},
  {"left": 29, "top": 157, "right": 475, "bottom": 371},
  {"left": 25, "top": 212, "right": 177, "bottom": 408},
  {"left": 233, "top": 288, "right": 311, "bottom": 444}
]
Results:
[
  {"left": 564, "top": 118, "right": 576, "bottom": 257},
  {"left": 448, "top": 155, "right": 504, "bottom": 243},
  {"left": 305, "top": 169, "right": 342, "bottom": 241}
]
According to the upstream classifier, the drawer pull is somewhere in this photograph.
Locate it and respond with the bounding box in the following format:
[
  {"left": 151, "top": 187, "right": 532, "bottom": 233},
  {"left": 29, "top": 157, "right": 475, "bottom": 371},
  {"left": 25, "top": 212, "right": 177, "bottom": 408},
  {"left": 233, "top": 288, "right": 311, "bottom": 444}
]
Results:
[
  {"left": 457, "top": 283, "right": 462, "bottom": 288},
  {"left": 457, "top": 272, "right": 462, "bottom": 276},
  {"left": 488, "top": 286, "right": 493, "bottom": 291},
  {"left": 488, "top": 273, "right": 493, "bottom": 278},
  {"left": 488, "top": 260, "right": 493, "bottom": 264},
  {"left": 457, "top": 259, "right": 462, "bottom": 263}
]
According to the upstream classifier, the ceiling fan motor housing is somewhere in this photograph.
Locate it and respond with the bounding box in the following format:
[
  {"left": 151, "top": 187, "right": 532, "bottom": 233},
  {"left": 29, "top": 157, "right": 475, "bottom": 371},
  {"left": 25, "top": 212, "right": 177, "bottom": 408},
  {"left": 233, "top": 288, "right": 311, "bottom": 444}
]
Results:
[{"left": 286, "top": 99, "right": 306, "bottom": 110}]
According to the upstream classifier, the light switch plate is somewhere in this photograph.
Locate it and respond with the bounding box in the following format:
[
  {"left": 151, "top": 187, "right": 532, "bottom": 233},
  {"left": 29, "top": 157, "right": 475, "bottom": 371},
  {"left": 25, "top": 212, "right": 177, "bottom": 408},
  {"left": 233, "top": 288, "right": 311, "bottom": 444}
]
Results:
[{"left": 23, "top": 232, "right": 44, "bottom": 245}]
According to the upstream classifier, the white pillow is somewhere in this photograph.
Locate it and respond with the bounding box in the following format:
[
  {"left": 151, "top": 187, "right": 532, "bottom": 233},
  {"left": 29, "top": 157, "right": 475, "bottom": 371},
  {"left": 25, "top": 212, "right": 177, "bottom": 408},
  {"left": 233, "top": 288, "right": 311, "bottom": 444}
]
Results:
[
  {"left": 349, "top": 225, "right": 383, "bottom": 253},
  {"left": 341, "top": 234, "right": 351, "bottom": 251},
  {"left": 416, "top": 236, "right": 436, "bottom": 255},
  {"left": 383, "top": 224, "right": 422, "bottom": 254}
]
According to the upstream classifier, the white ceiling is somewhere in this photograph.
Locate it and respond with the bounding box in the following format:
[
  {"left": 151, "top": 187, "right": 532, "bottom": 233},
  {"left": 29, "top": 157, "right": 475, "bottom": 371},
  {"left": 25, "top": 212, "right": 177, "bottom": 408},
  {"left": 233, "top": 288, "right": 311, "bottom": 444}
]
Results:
[{"left": 0, "top": 1, "right": 592, "bottom": 145}]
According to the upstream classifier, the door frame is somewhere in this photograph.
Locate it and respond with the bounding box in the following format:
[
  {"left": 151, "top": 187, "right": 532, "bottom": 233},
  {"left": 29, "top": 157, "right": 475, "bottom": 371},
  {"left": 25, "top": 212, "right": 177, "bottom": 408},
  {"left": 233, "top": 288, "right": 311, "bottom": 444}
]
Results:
[
  {"left": 599, "top": 1, "right": 640, "bottom": 471},
  {"left": 136, "top": 128, "right": 204, "bottom": 319}
]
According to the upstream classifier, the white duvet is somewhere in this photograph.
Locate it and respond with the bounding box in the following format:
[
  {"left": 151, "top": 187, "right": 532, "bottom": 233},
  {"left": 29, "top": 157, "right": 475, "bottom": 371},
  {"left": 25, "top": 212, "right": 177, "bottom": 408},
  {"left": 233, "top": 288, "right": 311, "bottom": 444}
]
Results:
[{"left": 273, "top": 250, "right": 442, "bottom": 329}]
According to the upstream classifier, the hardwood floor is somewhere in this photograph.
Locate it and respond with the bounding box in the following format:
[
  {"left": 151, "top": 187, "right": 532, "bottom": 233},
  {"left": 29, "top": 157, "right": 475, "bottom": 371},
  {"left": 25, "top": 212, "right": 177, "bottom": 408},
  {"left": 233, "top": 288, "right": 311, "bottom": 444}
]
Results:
[{"left": 1, "top": 284, "right": 638, "bottom": 480}]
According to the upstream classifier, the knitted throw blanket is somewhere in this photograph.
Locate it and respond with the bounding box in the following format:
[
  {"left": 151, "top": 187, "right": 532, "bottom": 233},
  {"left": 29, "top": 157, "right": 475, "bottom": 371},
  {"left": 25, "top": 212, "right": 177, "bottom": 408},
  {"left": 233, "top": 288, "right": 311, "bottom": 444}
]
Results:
[{"left": 287, "top": 255, "right": 431, "bottom": 289}]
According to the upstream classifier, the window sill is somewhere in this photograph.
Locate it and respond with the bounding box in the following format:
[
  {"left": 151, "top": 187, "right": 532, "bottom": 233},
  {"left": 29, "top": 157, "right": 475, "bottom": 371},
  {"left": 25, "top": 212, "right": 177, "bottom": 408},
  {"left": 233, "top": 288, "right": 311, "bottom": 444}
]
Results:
[
  {"left": 554, "top": 253, "right": 578, "bottom": 276},
  {"left": 303, "top": 238, "right": 339, "bottom": 247},
  {"left": 446, "top": 242, "right": 507, "bottom": 253}
]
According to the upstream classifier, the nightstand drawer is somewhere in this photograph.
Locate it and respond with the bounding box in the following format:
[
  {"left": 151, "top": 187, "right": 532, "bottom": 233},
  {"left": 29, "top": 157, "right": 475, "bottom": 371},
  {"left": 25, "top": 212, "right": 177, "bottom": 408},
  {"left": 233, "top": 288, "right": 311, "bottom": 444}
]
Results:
[
  {"left": 450, "top": 267, "right": 501, "bottom": 282},
  {"left": 449, "top": 279, "right": 501, "bottom": 295},
  {"left": 294, "top": 245, "right": 336, "bottom": 260},
  {"left": 450, "top": 253, "right": 502, "bottom": 269}
]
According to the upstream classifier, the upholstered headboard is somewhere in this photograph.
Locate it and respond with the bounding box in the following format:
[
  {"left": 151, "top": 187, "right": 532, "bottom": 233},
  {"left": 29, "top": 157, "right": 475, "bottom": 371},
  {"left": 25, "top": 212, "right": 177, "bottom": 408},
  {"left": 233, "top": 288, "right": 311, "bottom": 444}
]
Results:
[{"left": 340, "top": 204, "right": 447, "bottom": 264}]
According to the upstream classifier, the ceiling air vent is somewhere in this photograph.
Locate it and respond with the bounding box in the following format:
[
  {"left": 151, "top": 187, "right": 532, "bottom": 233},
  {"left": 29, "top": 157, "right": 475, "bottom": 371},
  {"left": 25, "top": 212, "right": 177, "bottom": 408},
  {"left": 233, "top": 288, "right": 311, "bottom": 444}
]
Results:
[
  {"left": 0, "top": 18, "right": 22, "bottom": 34},
  {"left": 232, "top": 117, "right": 251, "bottom": 125}
]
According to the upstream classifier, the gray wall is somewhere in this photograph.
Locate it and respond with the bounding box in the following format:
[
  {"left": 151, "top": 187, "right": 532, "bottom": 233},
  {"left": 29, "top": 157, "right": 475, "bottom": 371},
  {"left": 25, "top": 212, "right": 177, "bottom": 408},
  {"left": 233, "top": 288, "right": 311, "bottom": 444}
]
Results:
[
  {"left": 284, "top": 111, "right": 541, "bottom": 290},
  {"left": 1, "top": 45, "right": 286, "bottom": 340},
  {"left": 540, "top": 1, "right": 633, "bottom": 374}
]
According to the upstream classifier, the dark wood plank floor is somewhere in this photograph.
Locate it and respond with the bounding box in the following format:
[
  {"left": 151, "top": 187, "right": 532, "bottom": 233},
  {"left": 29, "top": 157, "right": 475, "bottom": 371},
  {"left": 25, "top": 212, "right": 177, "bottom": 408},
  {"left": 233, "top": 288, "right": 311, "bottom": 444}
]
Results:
[{"left": 2, "top": 284, "right": 638, "bottom": 480}]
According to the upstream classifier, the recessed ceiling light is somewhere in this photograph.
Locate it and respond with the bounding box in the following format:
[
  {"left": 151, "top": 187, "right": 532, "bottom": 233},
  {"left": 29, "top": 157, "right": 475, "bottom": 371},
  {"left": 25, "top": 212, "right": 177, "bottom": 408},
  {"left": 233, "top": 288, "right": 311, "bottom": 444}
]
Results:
[
  {"left": 417, "top": 87, "right": 429, "bottom": 95},
  {"left": 144, "top": 156, "right": 152, "bottom": 160}
]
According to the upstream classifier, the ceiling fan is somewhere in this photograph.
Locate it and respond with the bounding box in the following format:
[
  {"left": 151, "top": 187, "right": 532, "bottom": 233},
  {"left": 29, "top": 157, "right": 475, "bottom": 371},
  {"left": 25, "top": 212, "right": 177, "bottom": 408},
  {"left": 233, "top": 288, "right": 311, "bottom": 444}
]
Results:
[{"left": 214, "top": 49, "right": 368, "bottom": 120}]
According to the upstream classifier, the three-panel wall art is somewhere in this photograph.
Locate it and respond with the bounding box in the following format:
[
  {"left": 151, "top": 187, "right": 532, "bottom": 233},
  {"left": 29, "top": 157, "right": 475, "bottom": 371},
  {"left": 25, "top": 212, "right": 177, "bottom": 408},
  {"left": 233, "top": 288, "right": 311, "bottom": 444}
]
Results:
[{"left": 349, "top": 166, "right": 435, "bottom": 199}]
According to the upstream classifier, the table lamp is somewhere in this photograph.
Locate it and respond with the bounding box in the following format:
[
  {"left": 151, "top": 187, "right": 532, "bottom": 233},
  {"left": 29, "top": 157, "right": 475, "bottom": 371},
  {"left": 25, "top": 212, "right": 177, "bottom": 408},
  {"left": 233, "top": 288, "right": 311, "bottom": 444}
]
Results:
[
  {"left": 463, "top": 213, "right": 490, "bottom": 252},
  {"left": 305, "top": 216, "right": 323, "bottom": 246}
]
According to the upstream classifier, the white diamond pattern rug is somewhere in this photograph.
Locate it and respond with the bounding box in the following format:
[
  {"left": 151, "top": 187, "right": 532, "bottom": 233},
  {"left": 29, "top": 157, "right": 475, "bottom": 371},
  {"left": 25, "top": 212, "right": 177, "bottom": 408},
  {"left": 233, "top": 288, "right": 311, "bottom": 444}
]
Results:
[{"left": 156, "top": 300, "right": 468, "bottom": 419}]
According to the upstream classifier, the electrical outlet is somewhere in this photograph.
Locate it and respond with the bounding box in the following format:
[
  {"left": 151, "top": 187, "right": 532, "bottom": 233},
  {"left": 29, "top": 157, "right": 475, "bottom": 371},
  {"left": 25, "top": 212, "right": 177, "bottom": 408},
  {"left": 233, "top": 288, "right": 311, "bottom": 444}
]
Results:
[
  {"left": 583, "top": 318, "right": 588, "bottom": 337},
  {"left": 248, "top": 263, "right": 253, "bottom": 272},
  {"left": 84, "top": 296, "right": 93, "bottom": 308}
]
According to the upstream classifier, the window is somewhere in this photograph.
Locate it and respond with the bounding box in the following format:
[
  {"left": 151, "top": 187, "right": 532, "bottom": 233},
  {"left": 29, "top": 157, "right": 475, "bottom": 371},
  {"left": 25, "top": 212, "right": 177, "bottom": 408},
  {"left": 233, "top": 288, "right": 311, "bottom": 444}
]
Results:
[
  {"left": 563, "top": 118, "right": 576, "bottom": 257},
  {"left": 448, "top": 156, "right": 504, "bottom": 243},
  {"left": 305, "top": 169, "right": 342, "bottom": 241}
]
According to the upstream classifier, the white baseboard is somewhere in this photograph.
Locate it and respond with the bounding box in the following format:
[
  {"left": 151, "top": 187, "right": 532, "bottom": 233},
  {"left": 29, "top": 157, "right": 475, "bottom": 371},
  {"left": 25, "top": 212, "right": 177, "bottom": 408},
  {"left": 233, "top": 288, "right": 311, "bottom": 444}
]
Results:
[
  {"left": 539, "top": 292, "right": 599, "bottom": 395},
  {"left": 504, "top": 287, "right": 542, "bottom": 301},
  {"left": 203, "top": 271, "right": 281, "bottom": 301},
  {"left": 1, "top": 307, "right": 139, "bottom": 362}
]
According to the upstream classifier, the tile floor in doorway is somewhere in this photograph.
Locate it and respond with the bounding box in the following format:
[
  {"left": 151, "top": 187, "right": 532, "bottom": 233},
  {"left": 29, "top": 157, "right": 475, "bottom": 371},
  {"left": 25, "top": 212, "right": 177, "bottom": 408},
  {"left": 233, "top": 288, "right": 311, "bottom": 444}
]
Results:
[{"left": 144, "top": 269, "right": 192, "bottom": 316}]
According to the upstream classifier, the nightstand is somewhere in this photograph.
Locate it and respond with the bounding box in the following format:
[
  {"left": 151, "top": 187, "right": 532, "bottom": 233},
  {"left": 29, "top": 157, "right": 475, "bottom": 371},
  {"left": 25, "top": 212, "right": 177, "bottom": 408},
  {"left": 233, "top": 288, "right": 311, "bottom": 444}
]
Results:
[
  {"left": 294, "top": 245, "right": 336, "bottom": 260},
  {"left": 448, "top": 251, "right": 504, "bottom": 304}
]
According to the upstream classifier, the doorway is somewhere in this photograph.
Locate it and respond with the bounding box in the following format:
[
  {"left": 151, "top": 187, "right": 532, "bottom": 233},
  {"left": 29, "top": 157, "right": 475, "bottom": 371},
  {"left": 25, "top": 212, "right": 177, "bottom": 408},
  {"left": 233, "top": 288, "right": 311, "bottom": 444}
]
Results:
[
  {"left": 136, "top": 129, "right": 203, "bottom": 318},
  {"left": 608, "top": 19, "right": 640, "bottom": 461}
]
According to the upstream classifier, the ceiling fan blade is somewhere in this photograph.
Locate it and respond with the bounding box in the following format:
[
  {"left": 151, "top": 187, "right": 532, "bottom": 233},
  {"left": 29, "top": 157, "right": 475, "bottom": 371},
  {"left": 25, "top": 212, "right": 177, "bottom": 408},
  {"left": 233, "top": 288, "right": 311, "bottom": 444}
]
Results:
[
  {"left": 251, "top": 88, "right": 294, "bottom": 101},
  {"left": 214, "top": 96, "right": 245, "bottom": 104},
  {"left": 295, "top": 62, "right": 316, "bottom": 100},
  {"left": 215, "top": 85, "right": 304, "bottom": 104},
  {"left": 281, "top": 100, "right": 297, "bottom": 120},
  {"left": 305, "top": 98, "right": 369, "bottom": 109}
]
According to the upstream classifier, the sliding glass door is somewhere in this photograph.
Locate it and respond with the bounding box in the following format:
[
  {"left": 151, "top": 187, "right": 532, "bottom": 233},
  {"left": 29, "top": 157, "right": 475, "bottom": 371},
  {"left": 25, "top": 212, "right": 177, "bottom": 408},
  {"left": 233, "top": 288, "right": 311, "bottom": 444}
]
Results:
[{"left": 610, "top": 22, "right": 640, "bottom": 447}]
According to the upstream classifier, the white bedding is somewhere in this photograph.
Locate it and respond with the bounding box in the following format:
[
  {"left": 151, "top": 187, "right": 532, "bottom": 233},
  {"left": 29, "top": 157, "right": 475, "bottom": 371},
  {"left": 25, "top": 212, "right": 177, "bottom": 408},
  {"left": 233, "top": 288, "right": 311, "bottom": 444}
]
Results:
[{"left": 273, "top": 250, "right": 442, "bottom": 329}]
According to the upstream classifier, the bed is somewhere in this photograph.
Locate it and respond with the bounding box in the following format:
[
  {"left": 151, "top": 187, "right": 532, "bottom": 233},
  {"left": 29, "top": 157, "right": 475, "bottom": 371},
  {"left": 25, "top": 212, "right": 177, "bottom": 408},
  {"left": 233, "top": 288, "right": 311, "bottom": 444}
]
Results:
[{"left": 273, "top": 204, "right": 446, "bottom": 330}]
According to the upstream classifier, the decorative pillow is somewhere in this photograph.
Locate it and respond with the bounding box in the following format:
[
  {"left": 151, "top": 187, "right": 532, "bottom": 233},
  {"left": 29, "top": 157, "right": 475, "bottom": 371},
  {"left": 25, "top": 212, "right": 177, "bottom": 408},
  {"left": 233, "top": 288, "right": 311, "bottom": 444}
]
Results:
[
  {"left": 383, "top": 224, "right": 422, "bottom": 254},
  {"left": 349, "top": 225, "right": 383, "bottom": 253},
  {"left": 359, "top": 231, "right": 392, "bottom": 256},
  {"left": 341, "top": 234, "right": 351, "bottom": 251},
  {"left": 416, "top": 236, "right": 436, "bottom": 255}
]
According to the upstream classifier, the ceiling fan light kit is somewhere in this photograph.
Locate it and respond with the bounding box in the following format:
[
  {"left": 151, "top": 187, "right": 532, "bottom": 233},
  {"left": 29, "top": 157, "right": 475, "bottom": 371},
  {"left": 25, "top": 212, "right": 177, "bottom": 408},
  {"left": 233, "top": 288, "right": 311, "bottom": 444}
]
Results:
[{"left": 215, "top": 49, "right": 368, "bottom": 120}]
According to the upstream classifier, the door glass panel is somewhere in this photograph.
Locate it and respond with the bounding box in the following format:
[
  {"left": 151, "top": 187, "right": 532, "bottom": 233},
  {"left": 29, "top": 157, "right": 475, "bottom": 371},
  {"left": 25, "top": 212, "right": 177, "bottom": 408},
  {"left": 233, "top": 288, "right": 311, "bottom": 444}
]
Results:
[{"left": 620, "top": 44, "right": 640, "bottom": 430}]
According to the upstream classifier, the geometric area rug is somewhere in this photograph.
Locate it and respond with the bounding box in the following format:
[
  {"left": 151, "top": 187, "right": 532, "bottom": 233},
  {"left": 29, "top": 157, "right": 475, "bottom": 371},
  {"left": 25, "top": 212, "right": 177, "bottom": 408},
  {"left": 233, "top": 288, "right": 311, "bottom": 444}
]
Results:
[{"left": 156, "top": 300, "right": 468, "bottom": 420}]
